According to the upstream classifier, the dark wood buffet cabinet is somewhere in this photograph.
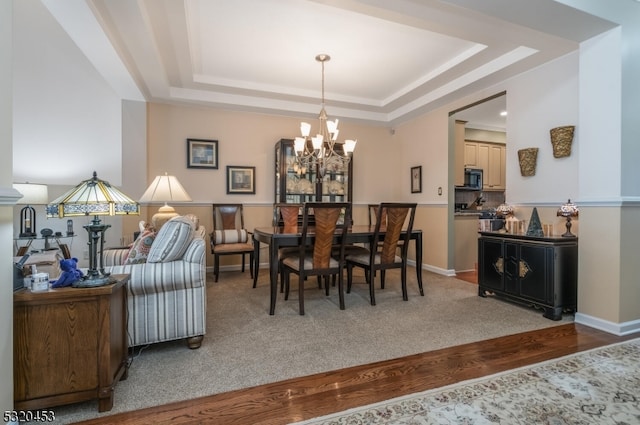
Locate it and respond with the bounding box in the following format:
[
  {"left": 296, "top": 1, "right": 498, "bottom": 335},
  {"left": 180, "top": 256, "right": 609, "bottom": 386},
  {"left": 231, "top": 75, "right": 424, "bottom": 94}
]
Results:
[
  {"left": 13, "top": 274, "right": 129, "bottom": 412},
  {"left": 478, "top": 232, "right": 577, "bottom": 320}
]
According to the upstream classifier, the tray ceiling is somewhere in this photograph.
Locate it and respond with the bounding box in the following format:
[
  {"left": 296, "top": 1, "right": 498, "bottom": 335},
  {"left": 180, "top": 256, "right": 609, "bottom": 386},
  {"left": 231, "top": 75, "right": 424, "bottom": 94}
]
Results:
[{"left": 42, "top": 0, "right": 615, "bottom": 127}]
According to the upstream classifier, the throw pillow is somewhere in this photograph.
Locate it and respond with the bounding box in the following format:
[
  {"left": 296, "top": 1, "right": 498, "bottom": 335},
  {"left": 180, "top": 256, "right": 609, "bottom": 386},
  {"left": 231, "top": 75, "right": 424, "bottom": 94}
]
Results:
[
  {"left": 212, "top": 229, "right": 248, "bottom": 244},
  {"left": 147, "top": 216, "right": 195, "bottom": 263},
  {"left": 183, "top": 213, "right": 200, "bottom": 230},
  {"left": 124, "top": 229, "right": 157, "bottom": 264}
]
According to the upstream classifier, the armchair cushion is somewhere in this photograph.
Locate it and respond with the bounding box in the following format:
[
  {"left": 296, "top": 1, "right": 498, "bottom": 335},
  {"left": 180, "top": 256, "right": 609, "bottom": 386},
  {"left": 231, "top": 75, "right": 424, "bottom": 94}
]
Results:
[
  {"left": 148, "top": 216, "right": 195, "bottom": 263},
  {"left": 212, "top": 229, "right": 249, "bottom": 244},
  {"left": 124, "top": 228, "right": 157, "bottom": 264}
]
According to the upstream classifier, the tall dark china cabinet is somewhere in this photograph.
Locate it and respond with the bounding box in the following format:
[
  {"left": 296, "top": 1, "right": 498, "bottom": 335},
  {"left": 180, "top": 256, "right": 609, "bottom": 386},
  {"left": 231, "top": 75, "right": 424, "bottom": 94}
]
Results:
[{"left": 274, "top": 138, "right": 353, "bottom": 224}]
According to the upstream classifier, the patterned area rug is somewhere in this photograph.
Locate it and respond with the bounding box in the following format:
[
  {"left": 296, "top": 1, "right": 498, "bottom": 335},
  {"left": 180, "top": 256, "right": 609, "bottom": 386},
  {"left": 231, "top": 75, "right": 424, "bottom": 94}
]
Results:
[{"left": 293, "top": 338, "right": 640, "bottom": 425}]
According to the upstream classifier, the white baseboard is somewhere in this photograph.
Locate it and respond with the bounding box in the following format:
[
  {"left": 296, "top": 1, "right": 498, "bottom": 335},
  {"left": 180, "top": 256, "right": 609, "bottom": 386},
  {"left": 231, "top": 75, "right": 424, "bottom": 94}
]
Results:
[
  {"left": 207, "top": 264, "right": 252, "bottom": 274},
  {"left": 407, "top": 260, "right": 456, "bottom": 277},
  {"left": 217, "top": 262, "right": 457, "bottom": 278},
  {"left": 575, "top": 313, "right": 640, "bottom": 336}
]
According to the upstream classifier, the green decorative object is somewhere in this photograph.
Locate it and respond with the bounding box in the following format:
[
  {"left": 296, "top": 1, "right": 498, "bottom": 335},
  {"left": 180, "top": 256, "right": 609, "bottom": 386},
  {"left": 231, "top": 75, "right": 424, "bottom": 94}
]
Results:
[{"left": 526, "top": 207, "right": 544, "bottom": 237}]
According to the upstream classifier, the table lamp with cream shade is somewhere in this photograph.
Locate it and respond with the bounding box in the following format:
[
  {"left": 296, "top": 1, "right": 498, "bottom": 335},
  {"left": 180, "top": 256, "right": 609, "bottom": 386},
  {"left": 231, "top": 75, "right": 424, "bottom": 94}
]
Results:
[
  {"left": 13, "top": 183, "right": 49, "bottom": 238},
  {"left": 139, "top": 173, "right": 192, "bottom": 229}
]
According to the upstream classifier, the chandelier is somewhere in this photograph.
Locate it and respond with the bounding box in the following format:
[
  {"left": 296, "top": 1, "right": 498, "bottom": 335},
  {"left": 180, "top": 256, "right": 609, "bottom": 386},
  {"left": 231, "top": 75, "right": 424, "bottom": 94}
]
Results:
[{"left": 294, "top": 54, "right": 356, "bottom": 177}]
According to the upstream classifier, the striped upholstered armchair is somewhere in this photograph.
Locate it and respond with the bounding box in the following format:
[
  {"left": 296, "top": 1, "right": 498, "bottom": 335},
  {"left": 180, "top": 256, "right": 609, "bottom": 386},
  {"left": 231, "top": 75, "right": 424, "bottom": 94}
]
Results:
[{"left": 102, "top": 216, "right": 207, "bottom": 349}]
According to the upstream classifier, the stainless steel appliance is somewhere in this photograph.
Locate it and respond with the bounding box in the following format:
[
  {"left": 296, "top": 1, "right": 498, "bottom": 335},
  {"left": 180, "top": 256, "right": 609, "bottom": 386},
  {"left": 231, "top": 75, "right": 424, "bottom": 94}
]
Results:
[{"left": 464, "top": 168, "right": 483, "bottom": 190}]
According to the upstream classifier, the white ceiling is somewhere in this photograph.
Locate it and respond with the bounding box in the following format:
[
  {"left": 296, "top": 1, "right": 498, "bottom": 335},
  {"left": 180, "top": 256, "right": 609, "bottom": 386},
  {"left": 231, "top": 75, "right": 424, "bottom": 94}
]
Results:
[{"left": 42, "top": 0, "right": 615, "bottom": 129}]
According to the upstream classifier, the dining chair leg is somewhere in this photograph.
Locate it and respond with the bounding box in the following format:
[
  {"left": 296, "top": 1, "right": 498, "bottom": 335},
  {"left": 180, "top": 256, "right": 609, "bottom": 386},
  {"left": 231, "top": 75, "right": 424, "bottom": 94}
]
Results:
[
  {"left": 368, "top": 269, "right": 376, "bottom": 306},
  {"left": 240, "top": 254, "right": 245, "bottom": 273},
  {"left": 214, "top": 255, "right": 220, "bottom": 282},
  {"left": 346, "top": 263, "right": 353, "bottom": 293},
  {"left": 338, "top": 273, "right": 345, "bottom": 310},
  {"left": 401, "top": 264, "right": 408, "bottom": 301},
  {"left": 284, "top": 270, "right": 290, "bottom": 300},
  {"left": 279, "top": 263, "right": 285, "bottom": 293},
  {"left": 380, "top": 270, "right": 386, "bottom": 289},
  {"left": 298, "top": 275, "right": 305, "bottom": 315}
]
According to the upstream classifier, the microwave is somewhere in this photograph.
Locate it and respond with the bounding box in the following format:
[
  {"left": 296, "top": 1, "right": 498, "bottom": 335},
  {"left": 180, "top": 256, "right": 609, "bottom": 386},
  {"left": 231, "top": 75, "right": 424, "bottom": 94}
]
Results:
[{"left": 464, "top": 168, "right": 483, "bottom": 190}]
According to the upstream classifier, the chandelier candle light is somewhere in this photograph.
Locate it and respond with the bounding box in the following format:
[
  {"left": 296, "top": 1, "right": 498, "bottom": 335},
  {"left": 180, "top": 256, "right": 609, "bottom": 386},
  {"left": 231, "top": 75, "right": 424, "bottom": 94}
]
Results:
[
  {"left": 294, "top": 54, "right": 356, "bottom": 178},
  {"left": 46, "top": 172, "right": 140, "bottom": 287}
]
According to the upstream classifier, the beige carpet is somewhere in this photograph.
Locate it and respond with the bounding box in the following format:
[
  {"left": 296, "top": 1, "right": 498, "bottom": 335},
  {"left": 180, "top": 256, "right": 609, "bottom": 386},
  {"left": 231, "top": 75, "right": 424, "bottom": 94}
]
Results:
[
  {"left": 292, "top": 338, "right": 640, "bottom": 424},
  {"left": 51, "top": 268, "right": 573, "bottom": 424}
]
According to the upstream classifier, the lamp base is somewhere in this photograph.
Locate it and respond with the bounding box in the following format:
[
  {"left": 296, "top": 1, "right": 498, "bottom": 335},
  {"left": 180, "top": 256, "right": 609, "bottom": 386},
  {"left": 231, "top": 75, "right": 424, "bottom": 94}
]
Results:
[
  {"left": 561, "top": 217, "right": 576, "bottom": 237},
  {"left": 73, "top": 274, "right": 116, "bottom": 288},
  {"left": 151, "top": 205, "right": 179, "bottom": 229}
]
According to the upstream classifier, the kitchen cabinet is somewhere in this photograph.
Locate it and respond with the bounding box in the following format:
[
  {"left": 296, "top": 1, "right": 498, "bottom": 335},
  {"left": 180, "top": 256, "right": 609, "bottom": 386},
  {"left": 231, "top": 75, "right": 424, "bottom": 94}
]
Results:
[
  {"left": 463, "top": 141, "right": 506, "bottom": 191},
  {"left": 477, "top": 143, "right": 506, "bottom": 190},
  {"left": 453, "top": 120, "right": 466, "bottom": 186},
  {"left": 275, "top": 139, "right": 353, "bottom": 223},
  {"left": 478, "top": 232, "right": 577, "bottom": 320},
  {"left": 464, "top": 142, "right": 479, "bottom": 168}
]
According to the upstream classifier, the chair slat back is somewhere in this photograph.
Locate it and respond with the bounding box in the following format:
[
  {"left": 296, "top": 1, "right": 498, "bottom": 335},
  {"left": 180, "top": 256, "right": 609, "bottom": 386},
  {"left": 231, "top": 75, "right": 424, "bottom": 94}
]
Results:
[
  {"left": 374, "top": 203, "right": 417, "bottom": 264},
  {"left": 368, "top": 204, "right": 387, "bottom": 226},
  {"left": 273, "top": 203, "right": 302, "bottom": 231},
  {"left": 301, "top": 202, "right": 351, "bottom": 270},
  {"left": 213, "top": 204, "right": 244, "bottom": 230}
]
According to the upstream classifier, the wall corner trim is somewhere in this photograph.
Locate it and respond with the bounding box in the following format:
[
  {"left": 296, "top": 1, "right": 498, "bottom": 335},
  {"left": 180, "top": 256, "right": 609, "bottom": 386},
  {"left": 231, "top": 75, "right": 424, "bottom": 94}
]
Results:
[{"left": 575, "top": 313, "right": 640, "bottom": 336}]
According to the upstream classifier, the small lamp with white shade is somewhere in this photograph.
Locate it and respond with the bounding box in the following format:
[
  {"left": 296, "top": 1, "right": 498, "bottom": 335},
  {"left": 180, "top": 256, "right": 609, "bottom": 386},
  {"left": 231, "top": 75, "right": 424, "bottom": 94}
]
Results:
[{"left": 139, "top": 173, "right": 192, "bottom": 229}]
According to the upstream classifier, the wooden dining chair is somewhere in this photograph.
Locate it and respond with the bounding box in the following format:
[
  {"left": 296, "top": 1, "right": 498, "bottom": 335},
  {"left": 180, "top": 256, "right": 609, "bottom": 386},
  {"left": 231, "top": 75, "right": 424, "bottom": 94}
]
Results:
[
  {"left": 282, "top": 202, "right": 351, "bottom": 315},
  {"left": 210, "top": 204, "right": 254, "bottom": 283},
  {"left": 346, "top": 202, "right": 417, "bottom": 305},
  {"left": 273, "top": 203, "right": 303, "bottom": 291},
  {"left": 273, "top": 203, "right": 302, "bottom": 230},
  {"left": 368, "top": 203, "right": 387, "bottom": 226}
]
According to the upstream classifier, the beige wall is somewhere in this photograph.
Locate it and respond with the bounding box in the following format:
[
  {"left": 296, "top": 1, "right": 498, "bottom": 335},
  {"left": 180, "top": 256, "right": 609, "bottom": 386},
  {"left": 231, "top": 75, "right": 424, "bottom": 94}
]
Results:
[
  {"left": 146, "top": 103, "right": 435, "bottom": 271},
  {"left": 145, "top": 102, "right": 455, "bottom": 273},
  {"left": 146, "top": 103, "right": 396, "bottom": 205}
]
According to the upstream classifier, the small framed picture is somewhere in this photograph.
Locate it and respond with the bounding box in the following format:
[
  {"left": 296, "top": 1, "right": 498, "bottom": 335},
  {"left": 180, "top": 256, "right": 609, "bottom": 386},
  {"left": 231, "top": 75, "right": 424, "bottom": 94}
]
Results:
[
  {"left": 187, "top": 138, "right": 218, "bottom": 169},
  {"left": 411, "top": 166, "right": 422, "bottom": 193},
  {"left": 227, "top": 166, "right": 256, "bottom": 194}
]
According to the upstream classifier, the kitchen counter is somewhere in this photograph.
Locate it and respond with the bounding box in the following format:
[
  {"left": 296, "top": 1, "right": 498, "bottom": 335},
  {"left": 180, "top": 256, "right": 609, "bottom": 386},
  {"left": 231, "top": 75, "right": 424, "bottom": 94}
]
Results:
[{"left": 455, "top": 210, "right": 497, "bottom": 218}]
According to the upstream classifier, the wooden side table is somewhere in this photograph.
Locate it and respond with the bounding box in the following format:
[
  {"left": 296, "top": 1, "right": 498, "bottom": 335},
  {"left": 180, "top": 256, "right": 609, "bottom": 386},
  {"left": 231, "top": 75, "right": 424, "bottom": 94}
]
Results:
[{"left": 13, "top": 274, "right": 129, "bottom": 412}]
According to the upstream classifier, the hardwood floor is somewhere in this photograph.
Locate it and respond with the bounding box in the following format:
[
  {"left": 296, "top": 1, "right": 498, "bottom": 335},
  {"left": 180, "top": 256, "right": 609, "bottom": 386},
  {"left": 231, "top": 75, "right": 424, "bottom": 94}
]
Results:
[
  {"left": 455, "top": 270, "right": 477, "bottom": 284},
  {"left": 77, "top": 324, "right": 638, "bottom": 425}
]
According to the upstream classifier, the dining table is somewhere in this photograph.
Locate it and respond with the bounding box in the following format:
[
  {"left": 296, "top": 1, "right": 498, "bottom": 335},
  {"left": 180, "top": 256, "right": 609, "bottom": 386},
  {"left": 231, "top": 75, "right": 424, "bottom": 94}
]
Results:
[{"left": 252, "top": 225, "right": 424, "bottom": 315}]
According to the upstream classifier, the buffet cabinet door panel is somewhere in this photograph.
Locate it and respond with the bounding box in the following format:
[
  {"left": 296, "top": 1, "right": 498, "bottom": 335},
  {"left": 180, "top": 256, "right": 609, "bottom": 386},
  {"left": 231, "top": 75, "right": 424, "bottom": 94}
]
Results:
[
  {"left": 518, "top": 243, "right": 551, "bottom": 305},
  {"left": 478, "top": 238, "right": 504, "bottom": 292}
]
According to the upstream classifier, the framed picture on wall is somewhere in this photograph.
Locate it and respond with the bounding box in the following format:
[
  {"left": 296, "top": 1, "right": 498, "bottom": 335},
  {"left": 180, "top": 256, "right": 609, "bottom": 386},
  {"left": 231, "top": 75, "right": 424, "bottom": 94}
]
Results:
[
  {"left": 187, "top": 138, "right": 218, "bottom": 169},
  {"left": 227, "top": 166, "right": 256, "bottom": 194},
  {"left": 411, "top": 166, "right": 422, "bottom": 193}
]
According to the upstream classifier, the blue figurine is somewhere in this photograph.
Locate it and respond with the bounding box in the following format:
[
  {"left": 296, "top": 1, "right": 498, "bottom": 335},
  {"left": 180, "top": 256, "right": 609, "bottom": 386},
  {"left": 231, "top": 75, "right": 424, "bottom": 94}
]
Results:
[{"left": 50, "top": 257, "right": 84, "bottom": 288}]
